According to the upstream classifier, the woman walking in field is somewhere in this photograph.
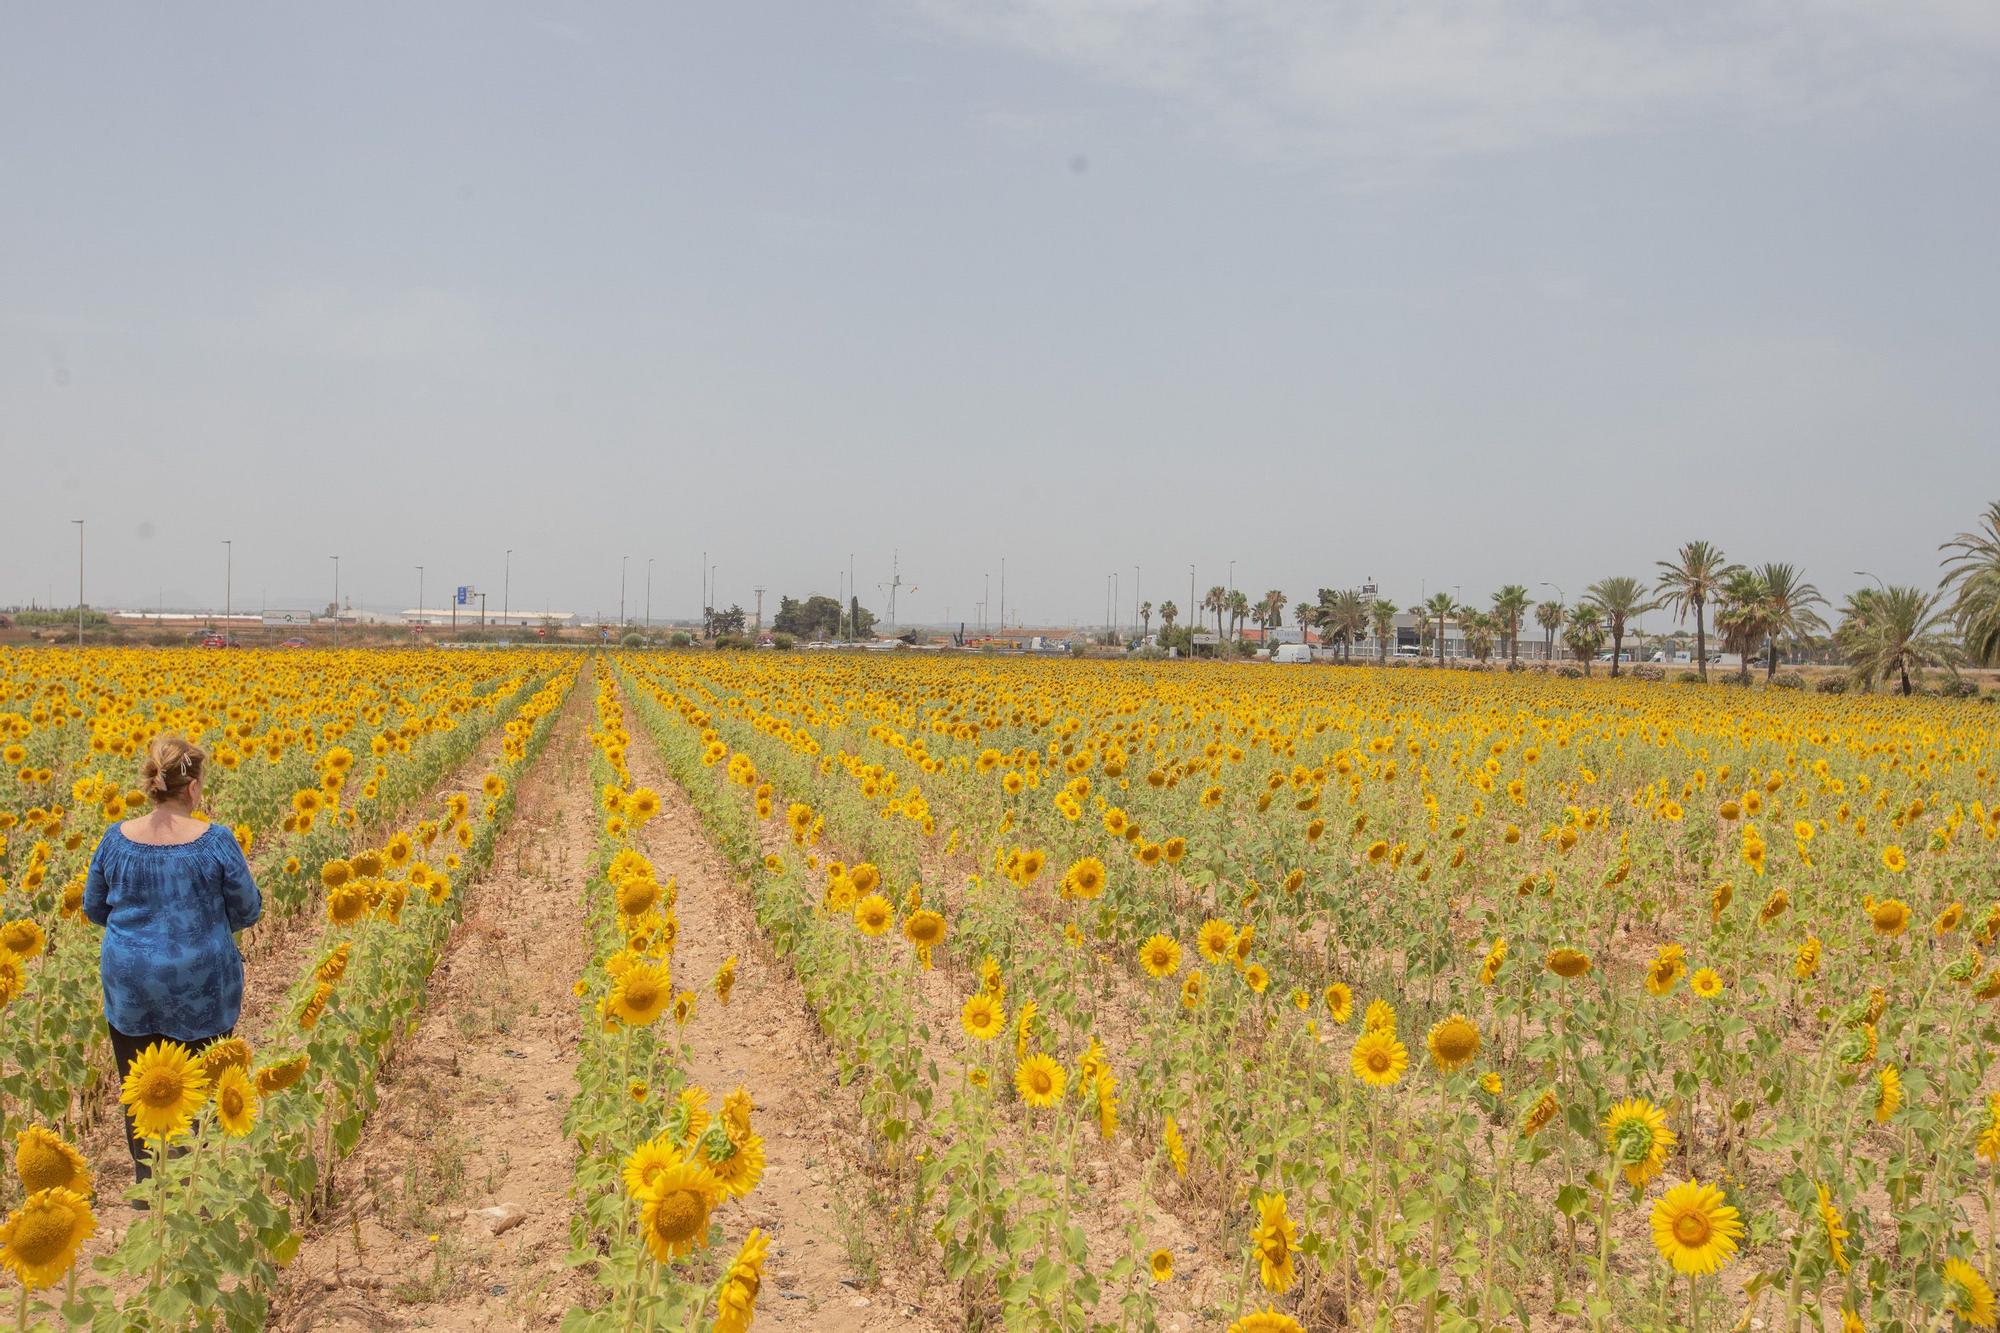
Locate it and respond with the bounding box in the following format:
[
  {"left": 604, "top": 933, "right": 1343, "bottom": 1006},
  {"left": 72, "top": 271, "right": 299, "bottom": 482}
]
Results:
[{"left": 83, "top": 735, "right": 262, "bottom": 1190}]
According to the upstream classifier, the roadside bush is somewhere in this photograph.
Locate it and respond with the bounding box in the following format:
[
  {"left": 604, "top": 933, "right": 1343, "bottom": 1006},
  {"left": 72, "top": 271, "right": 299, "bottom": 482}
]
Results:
[
  {"left": 1676, "top": 673, "right": 1707, "bottom": 685},
  {"left": 621, "top": 631, "right": 646, "bottom": 648},
  {"left": 715, "top": 634, "right": 753, "bottom": 651},
  {"left": 1630, "top": 665, "right": 1665, "bottom": 681},
  {"left": 669, "top": 631, "right": 692, "bottom": 647},
  {"left": 1769, "top": 672, "right": 1806, "bottom": 690},
  {"left": 772, "top": 633, "right": 795, "bottom": 650},
  {"left": 1940, "top": 677, "right": 1980, "bottom": 698},
  {"left": 1816, "top": 676, "right": 1849, "bottom": 694},
  {"left": 1556, "top": 665, "right": 1583, "bottom": 679}
]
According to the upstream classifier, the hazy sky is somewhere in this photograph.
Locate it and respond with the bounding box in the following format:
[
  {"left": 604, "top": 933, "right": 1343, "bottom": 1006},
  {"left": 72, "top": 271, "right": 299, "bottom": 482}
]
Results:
[{"left": 4, "top": 2, "right": 1997, "bottom": 629}]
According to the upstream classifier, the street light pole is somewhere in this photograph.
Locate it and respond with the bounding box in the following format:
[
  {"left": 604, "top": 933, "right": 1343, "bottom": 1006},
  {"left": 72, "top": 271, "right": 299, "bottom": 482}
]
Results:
[
  {"left": 620, "top": 555, "right": 628, "bottom": 627},
  {"left": 331, "top": 555, "right": 340, "bottom": 640},
  {"left": 223, "top": 539, "right": 232, "bottom": 642},
  {"left": 504, "top": 548, "right": 512, "bottom": 627},
  {"left": 72, "top": 520, "right": 84, "bottom": 645},
  {"left": 417, "top": 566, "right": 424, "bottom": 623},
  {"left": 646, "top": 558, "right": 654, "bottom": 629},
  {"left": 1188, "top": 563, "right": 1196, "bottom": 653}
]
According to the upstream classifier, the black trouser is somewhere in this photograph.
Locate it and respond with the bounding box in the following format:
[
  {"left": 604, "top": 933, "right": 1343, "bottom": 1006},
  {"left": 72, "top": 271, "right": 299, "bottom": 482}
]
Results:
[{"left": 108, "top": 1024, "right": 232, "bottom": 1185}]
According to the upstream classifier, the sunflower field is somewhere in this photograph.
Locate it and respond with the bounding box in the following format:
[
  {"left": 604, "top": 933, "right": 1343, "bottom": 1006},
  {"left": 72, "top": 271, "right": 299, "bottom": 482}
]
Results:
[
  {"left": 0, "top": 647, "right": 574, "bottom": 1328},
  {"left": 612, "top": 652, "right": 2000, "bottom": 1333}
]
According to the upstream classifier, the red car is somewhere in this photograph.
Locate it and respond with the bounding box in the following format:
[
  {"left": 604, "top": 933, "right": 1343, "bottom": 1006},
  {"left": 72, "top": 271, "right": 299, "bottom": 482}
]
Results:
[
  {"left": 200, "top": 634, "right": 228, "bottom": 648},
  {"left": 281, "top": 637, "right": 309, "bottom": 648}
]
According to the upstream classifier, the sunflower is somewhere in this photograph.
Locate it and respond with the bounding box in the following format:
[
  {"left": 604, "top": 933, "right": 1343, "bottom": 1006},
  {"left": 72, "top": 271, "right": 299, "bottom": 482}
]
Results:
[
  {"left": 1197, "top": 919, "right": 1236, "bottom": 963},
  {"left": 1648, "top": 1179, "right": 1743, "bottom": 1276},
  {"left": 1479, "top": 937, "right": 1507, "bottom": 985},
  {"left": 609, "top": 961, "right": 672, "bottom": 1027},
  {"left": 1426, "top": 1015, "right": 1480, "bottom": 1071},
  {"left": 1603, "top": 1098, "right": 1675, "bottom": 1187},
  {"left": 1521, "top": 1089, "right": 1560, "bottom": 1138},
  {"left": 1945, "top": 1256, "right": 1998, "bottom": 1329},
  {"left": 1546, "top": 947, "right": 1592, "bottom": 979},
  {"left": 1227, "top": 1309, "right": 1305, "bottom": 1333},
  {"left": 1645, "top": 945, "right": 1686, "bottom": 996},
  {"left": 1815, "top": 1183, "right": 1850, "bottom": 1272},
  {"left": 1881, "top": 845, "right": 1907, "bottom": 873},
  {"left": 1014, "top": 1053, "right": 1066, "bottom": 1109},
  {"left": 1164, "top": 1116, "right": 1188, "bottom": 1177},
  {"left": 1242, "top": 963, "right": 1270, "bottom": 995},
  {"left": 622, "top": 1132, "right": 686, "bottom": 1198},
  {"left": 1362, "top": 998, "right": 1396, "bottom": 1034},
  {"left": 853, "top": 894, "right": 894, "bottom": 937},
  {"left": 1180, "top": 971, "right": 1205, "bottom": 1009},
  {"left": 1138, "top": 934, "right": 1181, "bottom": 978},
  {"left": 713, "top": 956, "right": 738, "bottom": 1005},
  {"left": 253, "top": 1053, "right": 310, "bottom": 1095},
  {"left": 212, "top": 1066, "right": 259, "bottom": 1138},
  {"left": 0, "top": 919, "right": 45, "bottom": 960},
  {"left": 904, "top": 909, "right": 947, "bottom": 966},
  {"left": 1322, "top": 982, "right": 1353, "bottom": 1024},
  {"left": 961, "top": 992, "right": 1007, "bottom": 1041},
  {"left": 13, "top": 1126, "right": 89, "bottom": 1196},
  {"left": 1795, "top": 936, "right": 1822, "bottom": 981},
  {"left": 1250, "top": 1192, "right": 1297, "bottom": 1292},
  {"left": 120, "top": 1041, "right": 209, "bottom": 1141},
  {"left": 1875, "top": 1066, "right": 1902, "bottom": 1123},
  {"left": 1690, "top": 968, "right": 1723, "bottom": 999},
  {"left": 703, "top": 1130, "right": 766, "bottom": 1199},
  {"left": 713, "top": 1227, "right": 771, "bottom": 1333},
  {"left": 637, "top": 1159, "right": 725, "bottom": 1261},
  {"left": 1869, "top": 898, "right": 1910, "bottom": 937},
  {"left": 1149, "top": 1248, "right": 1174, "bottom": 1281},
  {"left": 319, "top": 857, "right": 352, "bottom": 889},
  {"left": 0, "top": 1187, "right": 95, "bottom": 1289},
  {"left": 1350, "top": 1030, "right": 1409, "bottom": 1088},
  {"left": 1064, "top": 856, "right": 1107, "bottom": 900}
]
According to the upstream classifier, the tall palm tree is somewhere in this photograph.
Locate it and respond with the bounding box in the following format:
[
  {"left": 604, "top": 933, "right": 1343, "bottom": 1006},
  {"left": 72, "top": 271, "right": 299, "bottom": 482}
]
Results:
[
  {"left": 1584, "top": 576, "right": 1654, "bottom": 678},
  {"left": 1756, "top": 563, "right": 1827, "bottom": 678},
  {"left": 1564, "top": 604, "right": 1605, "bottom": 675},
  {"left": 1940, "top": 500, "right": 2000, "bottom": 667},
  {"left": 1534, "top": 600, "right": 1564, "bottom": 662},
  {"left": 1158, "top": 600, "right": 1178, "bottom": 632},
  {"left": 1371, "top": 599, "right": 1398, "bottom": 664},
  {"left": 1656, "top": 541, "right": 1741, "bottom": 681},
  {"left": 1226, "top": 589, "right": 1251, "bottom": 641},
  {"left": 1257, "top": 590, "right": 1287, "bottom": 642},
  {"left": 1464, "top": 611, "right": 1496, "bottom": 662},
  {"left": 1422, "top": 592, "right": 1457, "bottom": 664},
  {"left": 1840, "top": 585, "right": 1959, "bottom": 695},
  {"left": 1140, "top": 601, "right": 1153, "bottom": 639},
  {"left": 1715, "top": 569, "right": 1774, "bottom": 684},
  {"left": 1203, "top": 586, "right": 1227, "bottom": 640},
  {"left": 1491, "top": 585, "right": 1530, "bottom": 664},
  {"left": 1332, "top": 590, "right": 1367, "bottom": 662},
  {"left": 1294, "top": 596, "right": 1320, "bottom": 649}
]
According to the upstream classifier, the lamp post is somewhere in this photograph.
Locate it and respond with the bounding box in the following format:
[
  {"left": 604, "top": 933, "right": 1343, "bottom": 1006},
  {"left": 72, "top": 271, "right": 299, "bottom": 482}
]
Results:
[
  {"left": 1188, "top": 563, "right": 1196, "bottom": 653},
  {"left": 620, "top": 555, "right": 628, "bottom": 627},
  {"left": 1853, "top": 570, "right": 1885, "bottom": 591},
  {"left": 72, "top": 520, "right": 84, "bottom": 645},
  {"left": 331, "top": 555, "right": 341, "bottom": 638},
  {"left": 416, "top": 566, "right": 424, "bottom": 624},
  {"left": 504, "top": 548, "right": 512, "bottom": 627},
  {"left": 223, "top": 539, "right": 232, "bottom": 641},
  {"left": 646, "top": 557, "right": 653, "bottom": 629}
]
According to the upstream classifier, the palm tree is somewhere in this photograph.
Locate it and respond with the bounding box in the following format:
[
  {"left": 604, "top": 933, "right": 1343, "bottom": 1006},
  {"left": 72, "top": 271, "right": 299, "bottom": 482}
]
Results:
[
  {"left": 1940, "top": 500, "right": 2000, "bottom": 667},
  {"left": 1655, "top": 541, "right": 1740, "bottom": 682},
  {"left": 1257, "top": 590, "right": 1287, "bottom": 642},
  {"left": 1715, "top": 569, "right": 1773, "bottom": 684},
  {"left": 1491, "top": 585, "right": 1530, "bottom": 664},
  {"left": 1584, "top": 576, "right": 1654, "bottom": 678},
  {"left": 1332, "top": 590, "right": 1367, "bottom": 662},
  {"left": 1158, "top": 600, "right": 1178, "bottom": 632},
  {"left": 1564, "top": 604, "right": 1605, "bottom": 675},
  {"left": 1534, "top": 600, "right": 1564, "bottom": 662},
  {"left": 1422, "top": 592, "right": 1457, "bottom": 664},
  {"left": 1203, "top": 586, "right": 1227, "bottom": 640},
  {"left": 1464, "top": 611, "right": 1496, "bottom": 663},
  {"left": 1840, "top": 585, "right": 1960, "bottom": 695},
  {"left": 1756, "top": 563, "right": 1827, "bottom": 678},
  {"left": 1139, "top": 601, "right": 1153, "bottom": 639},
  {"left": 1371, "top": 599, "right": 1398, "bottom": 664},
  {"left": 1226, "top": 589, "right": 1251, "bottom": 641}
]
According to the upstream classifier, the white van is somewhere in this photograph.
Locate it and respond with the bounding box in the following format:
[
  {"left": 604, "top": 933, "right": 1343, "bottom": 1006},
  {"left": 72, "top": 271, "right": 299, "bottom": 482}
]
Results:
[{"left": 1273, "top": 644, "right": 1313, "bottom": 664}]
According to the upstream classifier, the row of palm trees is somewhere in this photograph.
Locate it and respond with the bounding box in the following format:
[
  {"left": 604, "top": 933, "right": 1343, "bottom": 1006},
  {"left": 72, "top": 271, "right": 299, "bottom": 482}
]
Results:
[{"left": 1128, "top": 503, "right": 2000, "bottom": 693}]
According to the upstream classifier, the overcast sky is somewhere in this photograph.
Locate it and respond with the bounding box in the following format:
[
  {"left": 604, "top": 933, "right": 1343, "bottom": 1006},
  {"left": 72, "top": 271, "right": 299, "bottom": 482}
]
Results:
[{"left": 3, "top": 2, "right": 1996, "bottom": 629}]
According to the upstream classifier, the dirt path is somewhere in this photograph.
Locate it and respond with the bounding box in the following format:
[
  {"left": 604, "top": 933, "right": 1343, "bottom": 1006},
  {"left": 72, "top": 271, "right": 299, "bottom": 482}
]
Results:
[
  {"left": 272, "top": 667, "right": 598, "bottom": 1331},
  {"left": 616, "top": 677, "right": 946, "bottom": 1332}
]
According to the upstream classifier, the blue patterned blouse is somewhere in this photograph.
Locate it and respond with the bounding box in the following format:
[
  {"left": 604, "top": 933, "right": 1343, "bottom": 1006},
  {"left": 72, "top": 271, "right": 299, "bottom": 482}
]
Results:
[{"left": 83, "top": 824, "right": 264, "bottom": 1041}]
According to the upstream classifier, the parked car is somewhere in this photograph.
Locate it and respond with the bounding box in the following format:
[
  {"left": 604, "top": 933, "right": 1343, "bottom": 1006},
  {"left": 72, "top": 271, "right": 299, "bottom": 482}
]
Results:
[
  {"left": 281, "top": 637, "right": 309, "bottom": 647},
  {"left": 200, "top": 634, "right": 228, "bottom": 648},
  {"left": 1272, "top": 643, "right": 1313, "bottom": 664}
]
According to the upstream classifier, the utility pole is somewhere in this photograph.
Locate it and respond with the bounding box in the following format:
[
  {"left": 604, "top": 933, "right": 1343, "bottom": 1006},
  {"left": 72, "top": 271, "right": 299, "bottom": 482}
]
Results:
[
  {"left": 330, "top": 555, "right": 340, "bottom": 640},
  {"left": 72, "top": 520, "right": 84, "bottom": 645},
  {"left": 984, "top": 573, "right": 990, "bottom": 633},
  {"left": 478, "top": 592, "right": 487, "bottom": 627},
  {"left": 1188, "top": 564, "right": 1196, "bottom": 654},
  {"left": 416, "top": 566, "right": 424, "bottom": 623},
  {"left": 1000, "top": 556, "right": 1006, "bottom": 637},
  {"left": 223, "top": 539, "right": 232, "bottom": 642},
  {"left": 1133, "top": 564, "right": 1140, "bottom": 636},
  {"left": 620, "top": 555, "right": 628, "bottom": 627},
  {"left": 504, "top": 548, "right": 512, "bottom": 627},
  {"left": 646, "top": 557, "right": 654, "bottom": 629},
  {"left": 701, "top": 549, "right": 707, "bottom": 634},
  {"left": 1112, "top": 571, "right": 1119, "bottom": 638},
  {"left": 753, "top": 586, "right": 765, "bottom": 636}
]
